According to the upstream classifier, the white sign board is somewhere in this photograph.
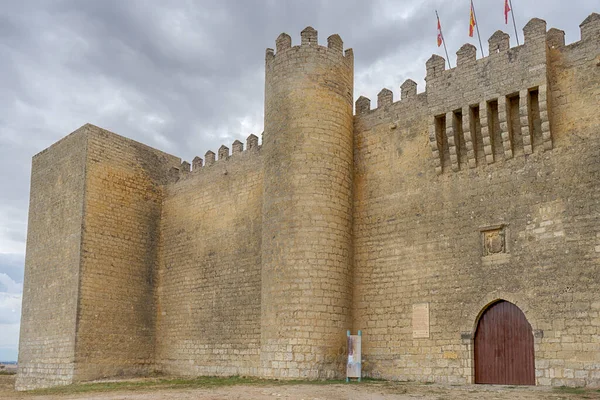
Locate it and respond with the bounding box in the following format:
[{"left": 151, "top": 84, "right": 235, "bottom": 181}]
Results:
[{"left": 346, "top": 332, "right": 362, "bottom": 380}]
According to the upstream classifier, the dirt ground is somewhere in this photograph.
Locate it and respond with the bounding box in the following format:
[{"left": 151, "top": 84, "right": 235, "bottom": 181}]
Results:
[{"left": 1, "top": 375, "right": 599, "bottom": 400}]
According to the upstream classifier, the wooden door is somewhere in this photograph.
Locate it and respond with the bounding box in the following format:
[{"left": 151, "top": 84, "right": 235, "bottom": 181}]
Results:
[{"left": 474, "top": 300, "right": 535, "bottom": 385}]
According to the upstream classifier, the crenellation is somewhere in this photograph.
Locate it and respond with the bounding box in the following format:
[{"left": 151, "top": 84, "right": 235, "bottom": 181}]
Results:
[
  {"left": 426, "top": 54, "right": 446, "bottom": 79},
  {"left": 401, "top": 79, "right": 417, "bottom": 100},
  {"left": 579, "top": 12, "right": 599, "bottom": 41},
  {"left": 488, "top": 30, "right": 510, "bottom": 54},
  {"left": 523, "top": 18, "right": 547, "bottom": 44},
  {"left": 265, "top": 48, "right": 274, "bottom": 61},
  {"left": 546, "top": 28, "right": 565, "bottom": 49},
  {"left": 344, "top": 48, "right": 354, "bottom": 61},
  {"left": 180, "top": 161, "right": 191, "bottom": 173},
  {"left": 232, "top": 140, "right": 244, "bottom": 154},
  {"left": 218, "top": 145, "right": 230, "bottom": 160},
  {"left": 205, "top": 150, "right": 216, "bottom": 166},
  {"left": 300, "top": 26, "right": 317, "bottom": 46},
  {"left": 276, "top": 33, "right": 291, "bottom": 53},
  {"left": 356, "top": 96, "right": 371, "bottom": 114},
  {"left": 247, "top": 134, "right": 259, "bottom": 150},
  {"left": 192, "top": 156, "right": 203, "bottom": 170},
  {"left": 377, "top": 88, "right": 393, "bottom": 108},
  {"left": 327, "top": 34, "right": 343, "bottom": 52},
  {"left": 18, "top": 17, "right": 600, "bottom": 391},
  {"left": 456, "top": 43, "right": 477, "bottom": 67}
]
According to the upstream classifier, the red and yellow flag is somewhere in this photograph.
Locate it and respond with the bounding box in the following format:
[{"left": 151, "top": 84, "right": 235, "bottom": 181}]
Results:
[
  {"left": 469, "top": 1, "right": 476, "bottom": 37},
  {"left": 437, "top": 18, "right": 443, "bottom": 47},
  {"left": 505, "top": 0, "right": 511, "bottom": 24}
]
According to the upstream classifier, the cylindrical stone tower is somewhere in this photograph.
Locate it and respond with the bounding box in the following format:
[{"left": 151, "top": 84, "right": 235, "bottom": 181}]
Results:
[{"left": 260, "top": 27, "right": 354, "bottom": 379}]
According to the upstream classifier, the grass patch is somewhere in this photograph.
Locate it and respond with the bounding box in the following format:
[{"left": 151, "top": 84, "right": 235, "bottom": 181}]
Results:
[
  {"left": 0, "top": 370, "right": 16, "bottom": 376},
  {"left": 28, "top": 376, "right": 352, "bottom": 396},
  {"left": 552, "top": 385, "right": 586, "bottom": 395}
]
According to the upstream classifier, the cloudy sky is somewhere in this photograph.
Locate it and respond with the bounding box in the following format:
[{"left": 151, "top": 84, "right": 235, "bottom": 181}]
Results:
[{"left": 0, "top": 0, "right": 596, "bottom": 362}]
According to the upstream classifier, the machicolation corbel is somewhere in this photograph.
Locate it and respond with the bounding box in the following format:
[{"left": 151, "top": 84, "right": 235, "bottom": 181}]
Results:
[
  {"left": 456, "top": 44, "right": 477, "bottom": 67},
  {"left": 377, "top": 89, "right": 393, "bottom": 108},
  {"left": 580, "top": 12, "right": 600, "bottom": 41},
  {"left": 488, "top": 31, "right": 510, "bottom": 53},
  {"left": 401, "top": 79, "right": 417, "bottom": 100},
  {"left": 301, "top": 27, "right": 318, "bottom": 46}
]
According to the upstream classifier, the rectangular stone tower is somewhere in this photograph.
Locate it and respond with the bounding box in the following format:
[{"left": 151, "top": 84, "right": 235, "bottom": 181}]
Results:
[{"left": 16, "top": 125, "right": 180, "bottom": 390}]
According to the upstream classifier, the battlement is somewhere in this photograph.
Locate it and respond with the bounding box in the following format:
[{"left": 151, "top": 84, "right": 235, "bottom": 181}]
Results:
[
  {"left": 171, "top": 133, "right": 261, "bottom": 181},
  {"left": 265, "top": 27, "right": 354, "bottom": 66},
  {"left": 355, "top": 13, "right": 598, "bottom": 174},
  {"left": 18, "top": 13, "right": 600, "bottom": 391}
]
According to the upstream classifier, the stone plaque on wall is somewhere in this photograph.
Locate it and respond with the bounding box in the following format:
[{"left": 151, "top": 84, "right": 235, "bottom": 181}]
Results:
[
  {"left": 481, "top": 225, "right": 506, "bottom": 256},
  {"left": 412, "top": 303, "right": 430, "bottom": 338}
]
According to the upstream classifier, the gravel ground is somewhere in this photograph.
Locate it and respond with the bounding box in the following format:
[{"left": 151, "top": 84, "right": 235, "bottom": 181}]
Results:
[{"left": 1, "top": 375, "right": 599, "bottom": 400}]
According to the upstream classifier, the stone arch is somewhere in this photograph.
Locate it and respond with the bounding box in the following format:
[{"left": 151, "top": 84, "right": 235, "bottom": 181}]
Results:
[
  {"left": 463, "top": 292, "right": 539, "bottom": 336},
  {"left": 459, "top": 292, "right": 541, "bottom": 384},
  {"left": 473, "top": 300, "right": 536, "bottom": 384}
]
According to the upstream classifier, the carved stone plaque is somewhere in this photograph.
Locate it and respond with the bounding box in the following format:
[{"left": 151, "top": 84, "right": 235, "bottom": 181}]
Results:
[
  {"left": 481, "top": 226, "right": 506, "bottom": 256},
  {"left": 412, "top": 303, "right": 430, "bottom": 338}
]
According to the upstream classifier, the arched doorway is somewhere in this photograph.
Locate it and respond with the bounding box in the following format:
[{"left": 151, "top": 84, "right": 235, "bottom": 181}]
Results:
[{"left": 474, "top": 300, "right": 535, "bottom": 385}]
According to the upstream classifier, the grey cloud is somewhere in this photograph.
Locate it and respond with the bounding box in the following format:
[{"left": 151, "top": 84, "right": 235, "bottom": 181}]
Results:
[
  {"left": 0, "top": 0, "right": 596, "bottom": 360},
  {"left": 0, "top": 254, "right": 24, "bottom": 284}
]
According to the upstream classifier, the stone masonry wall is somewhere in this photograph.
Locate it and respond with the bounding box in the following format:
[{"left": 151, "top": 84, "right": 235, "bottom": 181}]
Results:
[
  {"left": 17, "top": 14, "right": 599, "bottom": 391},
  {"left": 352, "top": 18, "right": 599, "bottom": 388},
  {"left": 74, "top": 125, "right": 180, "bottom": 381},
  {"left": 260, "top": 28, "right": 355, "bottom": 379},
  {"left": 16, "top": 127, "right": 88, "bottom": 390},
  {"left": 156, "top": 146, "right": 263, "bottom": 377}
]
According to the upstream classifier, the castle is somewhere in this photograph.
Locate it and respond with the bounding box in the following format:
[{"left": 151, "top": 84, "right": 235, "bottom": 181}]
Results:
[{"left": 16, "top": 14, "right": 600, "bottom": 390}]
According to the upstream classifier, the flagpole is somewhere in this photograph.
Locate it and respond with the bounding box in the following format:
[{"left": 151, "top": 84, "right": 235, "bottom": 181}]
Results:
[
  {"left": 471, "top": 0, "right": 485, "bottom": 57},
  {"left": 435, "top": 10, "right": 452, "bottom": 69},
  {"left": 509, "top": 0, "right": 520, "bottom": 45}
]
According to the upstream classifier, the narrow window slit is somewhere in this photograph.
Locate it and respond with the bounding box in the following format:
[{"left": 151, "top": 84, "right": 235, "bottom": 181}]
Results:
[
  {"left": 453, "top": 110, "right": 467, "bottom": 169},
  {"left": 529, "top": 88, "right": 543, "bottom": 150},
  {"left": 435, "top": 115, "right": 450, "bottom": 172},
  {"left": 488, "top": 100, "right": 504, "bottom": 161},
  {"left": 508, "top": 94, "right": 523, "bottom": 156}
]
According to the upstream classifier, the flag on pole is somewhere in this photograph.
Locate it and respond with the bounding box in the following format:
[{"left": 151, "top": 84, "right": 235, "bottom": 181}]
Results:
[
  {"left": 504, "top": 0, "right": 511, "bottom": 24},
  {"left": 469, "top": 1, "right": 476, "bottom": 37},
  {"left": 437, "top": 17, "right": 443, "bottom": 47}
]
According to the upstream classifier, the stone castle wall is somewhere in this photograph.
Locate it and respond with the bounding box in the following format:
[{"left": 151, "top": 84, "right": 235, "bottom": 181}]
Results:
[
  {"left": 74, "top": 126, "right": 180, "bottom": 381},
  {"left": 156, "top": 143, "right": 263, "bottom": 377},
  {"left": 260, "top": 28, "right": 355, "bottom": 379},
  {"left": 16, "top": 125, "right": 180, "bottom": 390},
  {"left": 17, "top": 13, "right": 600, "bottom": 390},
  {"left": 352, "top": 15, "right": 599, "bottom": 387},
  {"left": 16, "top": 128, "right": 88, "bottom": 390}
]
